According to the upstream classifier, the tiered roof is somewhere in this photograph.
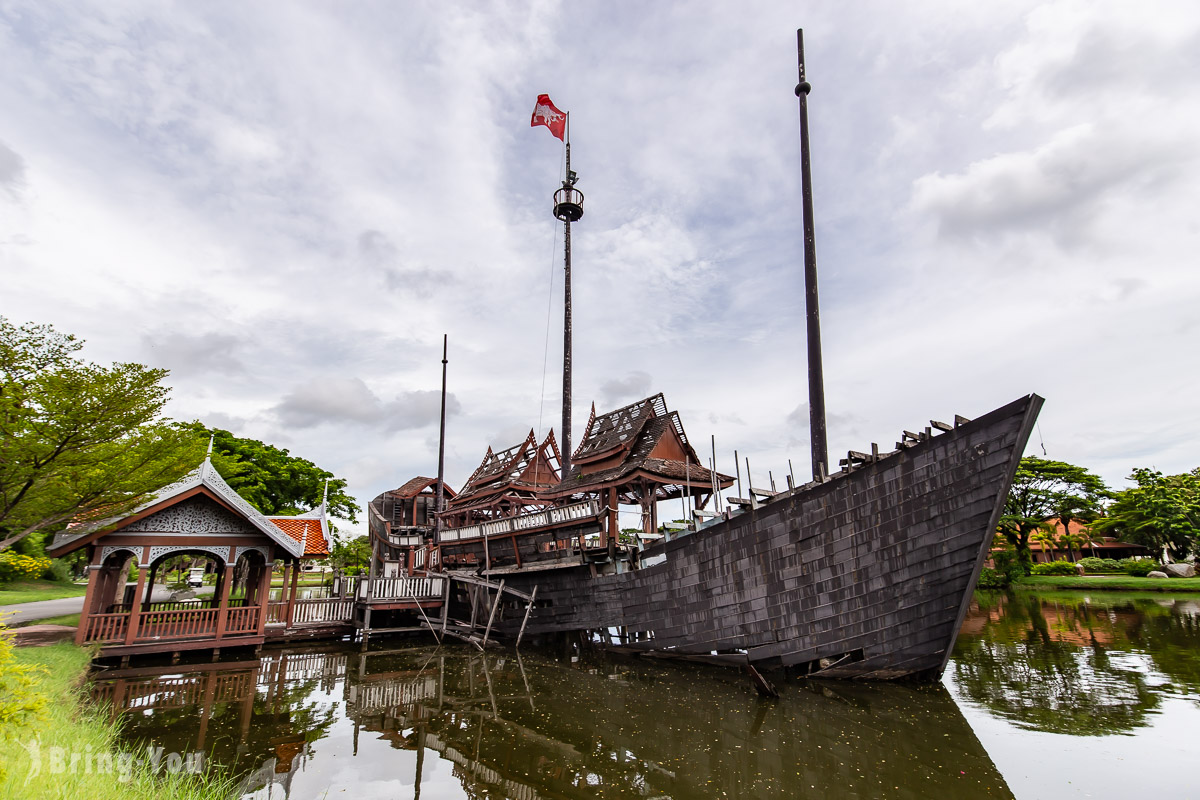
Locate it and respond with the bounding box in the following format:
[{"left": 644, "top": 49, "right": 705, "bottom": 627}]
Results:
[
  {"left": 447, "top": 430, "right": 561, "bottom": 515},
  {"left": 549, "top": 393, "right": 733, "bottom": 500}
]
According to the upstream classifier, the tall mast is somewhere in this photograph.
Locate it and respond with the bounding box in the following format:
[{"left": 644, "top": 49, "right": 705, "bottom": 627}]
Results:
[
  {"left": 795, "top": 29, "right": 829, "bottom": 481},
  {"left": 553, "top": 113, "right": 584, "bottom": 478},
  {"left": 435, "top": 334, "right": 448, "bottom": 543}
]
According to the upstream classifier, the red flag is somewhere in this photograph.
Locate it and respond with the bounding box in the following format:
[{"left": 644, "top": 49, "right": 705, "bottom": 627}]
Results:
[{"left": 530, "top": 94, "right": 567, "bottom": 141}]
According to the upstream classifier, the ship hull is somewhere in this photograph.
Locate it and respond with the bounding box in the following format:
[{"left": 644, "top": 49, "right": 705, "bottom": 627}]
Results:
[{"left": 481, "top": 394, "right": 1041, "bottom": 679}]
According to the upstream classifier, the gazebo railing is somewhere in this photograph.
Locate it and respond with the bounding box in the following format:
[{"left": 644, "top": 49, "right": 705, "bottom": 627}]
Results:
[
  {"left": 83, "top": 613, "right": 128, "bottom": 643},
  {"left": 81, "top": 605, "right": 264, "bottom": 644}
]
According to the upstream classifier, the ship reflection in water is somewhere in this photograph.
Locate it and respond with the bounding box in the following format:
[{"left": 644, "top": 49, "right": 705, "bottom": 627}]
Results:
[{"left": 92, "top": 643, "right": 1012, "bottom": 799}]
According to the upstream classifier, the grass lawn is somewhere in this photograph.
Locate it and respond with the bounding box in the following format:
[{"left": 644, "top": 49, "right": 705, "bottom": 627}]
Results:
[
  {"left": 270, "top": 576, "right": 328, "bottom": 587},
  {"left": 0, "top": 641, "right": 239, "bottom": 799},
  {"left": 0, "top": 579, "right": 88, "bottom": 605},
  {"left": 1017, "top": 575, "right": 1200, "bottom": 592},
  {"left": 15, "top": 613, "right": 81, "bottom": 628}
]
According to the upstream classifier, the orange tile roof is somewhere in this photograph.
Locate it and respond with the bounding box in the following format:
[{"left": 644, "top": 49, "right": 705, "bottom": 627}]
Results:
[{"left": 269, "top": 517, "right": 329, "bottom": 557}]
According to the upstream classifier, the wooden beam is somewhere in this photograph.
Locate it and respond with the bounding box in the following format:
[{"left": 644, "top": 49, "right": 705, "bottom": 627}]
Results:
[
  {"left": 481, "top": 579, "right": 505, "bottom": 647},
  {"left": 75, "top": 546, "right": 102, "bottom": 647},
  {"left": 515, "top": 585, "right": 538, "bottom": 648},
  {"left": 122, "top": 548, "right": 151, "bottom": 646}
]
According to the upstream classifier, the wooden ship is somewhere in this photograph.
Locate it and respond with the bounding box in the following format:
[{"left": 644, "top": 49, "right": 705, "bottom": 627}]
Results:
[{"left": 361, "top": 31, "right": 1044, "bottom": 681}]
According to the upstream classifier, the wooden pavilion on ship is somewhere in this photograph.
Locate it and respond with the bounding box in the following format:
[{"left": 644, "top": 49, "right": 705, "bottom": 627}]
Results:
[{"left": 546, "top": 392, "right": 735, "bottom": 541}]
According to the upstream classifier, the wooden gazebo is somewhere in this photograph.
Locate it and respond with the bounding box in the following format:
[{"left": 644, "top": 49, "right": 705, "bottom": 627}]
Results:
[{"left": 48, "top": 453, "right": 329, "bottom": 661}]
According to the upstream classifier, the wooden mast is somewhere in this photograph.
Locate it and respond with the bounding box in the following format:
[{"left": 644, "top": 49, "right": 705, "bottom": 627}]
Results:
[
  {"left": 436, "top": 333, "right": 448, "bottom": 544},
  {"left": 552, "top": 113, "right": 584, "bottom": 478},
  {"left": 795, "top": 29, "right": 829, "bottom": 481}
]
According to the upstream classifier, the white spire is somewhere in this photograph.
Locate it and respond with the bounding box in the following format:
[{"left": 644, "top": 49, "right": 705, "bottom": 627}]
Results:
[
  {"left": 322, "top": 478, "right": 329, "bottom": 507},
  {"left": 199, "top": 434, "right": 215, "bottom": 478}
]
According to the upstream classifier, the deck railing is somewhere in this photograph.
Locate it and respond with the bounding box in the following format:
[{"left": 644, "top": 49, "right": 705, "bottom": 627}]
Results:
[
  {"left": 267, "top": 601, "right": 288, "bottom": 624},
  {"left": 83, "top": 605, "right": 264, "bottom": 644},
  {"left": 108, "top": 598, "right": 248, "bottom": 614},
  {"left": 137, "top": 607, "right": 220, "bottom": 639},
  {"left": 291, "top": 598, "right": 355, "bottom": 624},
  {"left": 360, "top": 576, "right": 445, "bottom": 601},
  {"left": 83, "top": 612, "right": 128, "bottom": 643},
  {"left": 226, "top": 605, "right": 260, "bottom": 634},
  {"left": 439, "top": 499, "right": 601, "bottom": 542}
]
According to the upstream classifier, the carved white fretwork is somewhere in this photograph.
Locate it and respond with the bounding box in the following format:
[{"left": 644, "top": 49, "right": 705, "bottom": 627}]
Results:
[
  {"left": 124, "top": 496, "right": 259, "bottom": 534},
  {"left": 99, "top": 545, "right": 139, "bottom": 565},
  {"left": 238, "top": 544, "right": 272, "bottom": 563},
  {"left": 147, "top": 544, "right": 233, "bottom": 566}
]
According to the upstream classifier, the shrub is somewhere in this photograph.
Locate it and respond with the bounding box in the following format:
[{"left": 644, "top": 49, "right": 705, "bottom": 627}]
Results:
[
  {"left": 0, "top": 619, "right": 47, "bottom": 738},
  {"left": 1077, "top": 557, "right": 1122, "bottom": 574},
  {"left": 977, "top": 567, "right": 1009, "bottom": 590},
  {"left": 992, "top": 550, "right": 1025, "bottom": 583},
  {"left": 1120, "top": 558, "right": 1159, "bottom": 577},
  {"left": 1032, "top": 559, "right": 1080, "bottom": 576},
  {"left": 0, "top": 552, "right": 52, "bottom": 583},
  {"left": 41, "top": 558, "right": 74, "bottom": 583}
]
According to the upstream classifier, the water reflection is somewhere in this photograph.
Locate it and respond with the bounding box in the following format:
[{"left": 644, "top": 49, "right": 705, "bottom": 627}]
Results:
[
  {"left": 93, "top": 645, "right": 1012, "bottom": 799},
  {"left": 953, "top": 592, "right": 1200, "bottom": 735}
]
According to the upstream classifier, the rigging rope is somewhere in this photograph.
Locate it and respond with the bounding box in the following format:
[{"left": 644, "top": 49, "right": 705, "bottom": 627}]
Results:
[{"left": 536, "top": 149, "right": 568, "bottom": 443}]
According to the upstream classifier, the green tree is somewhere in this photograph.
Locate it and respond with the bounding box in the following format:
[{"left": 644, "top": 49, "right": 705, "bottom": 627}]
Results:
[
  {"left": 998, "top": 456, "right": 1108, "bottom": 573},
  {"left": 0, "top": 318, "right": 202, "bottom": 552},
  {"left": 329, "top": 535, "right": 371, "bottom": 575},
  {"left": 1092, "top": 468, "right": 1200, "bottom": 562},
  {"left": 187, "top": 424, "right": 358, "bottom": 524}
]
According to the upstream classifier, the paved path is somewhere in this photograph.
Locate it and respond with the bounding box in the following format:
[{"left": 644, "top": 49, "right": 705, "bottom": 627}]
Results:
[{"left": 1, "top": 585, "right": 214, "bottom": 625}]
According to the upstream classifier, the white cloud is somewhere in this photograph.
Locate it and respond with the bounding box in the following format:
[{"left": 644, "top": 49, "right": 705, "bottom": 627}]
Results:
[{"left": 3, "top": 0, "right": 1199, "bottom": 536}]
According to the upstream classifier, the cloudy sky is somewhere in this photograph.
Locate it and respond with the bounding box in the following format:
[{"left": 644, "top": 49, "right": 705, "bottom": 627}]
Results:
[{"left": 3, "top": 1, "right": 1198, "bottom": 534}]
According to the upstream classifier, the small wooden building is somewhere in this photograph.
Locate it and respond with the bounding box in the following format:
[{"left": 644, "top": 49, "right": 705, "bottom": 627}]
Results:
[
  {"left": 48, "top": 453, "right": 330, "bottom": 660},
  {"left": 367, "top": 477, "right": 456, "bottom": 577}
]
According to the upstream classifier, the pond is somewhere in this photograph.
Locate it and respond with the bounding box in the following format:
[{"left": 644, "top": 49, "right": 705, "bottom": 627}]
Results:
[{"left": 90, "top": 590, "right": 1200, "bottom": 799}]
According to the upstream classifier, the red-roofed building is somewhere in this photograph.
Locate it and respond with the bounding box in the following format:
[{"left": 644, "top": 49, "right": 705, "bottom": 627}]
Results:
[{"left": 1026, "top": 517, "right": 1150, "bottom": 563}]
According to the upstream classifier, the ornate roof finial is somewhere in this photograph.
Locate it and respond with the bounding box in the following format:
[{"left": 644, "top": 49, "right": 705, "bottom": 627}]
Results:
[
  {"left": 205, "top": 435, "right": 215, "bottom": 459},
  {"left": 322, "top": 478, "right": 329, "bottom": 507}
]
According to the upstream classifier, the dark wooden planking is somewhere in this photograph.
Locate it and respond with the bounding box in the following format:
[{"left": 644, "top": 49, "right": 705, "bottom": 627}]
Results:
[{"left": 484, "top": 395, "right": 1040, "bottom": 680}]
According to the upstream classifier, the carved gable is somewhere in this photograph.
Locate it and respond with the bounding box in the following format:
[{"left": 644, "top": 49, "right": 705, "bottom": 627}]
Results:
[{"left": 123, "top": 495, "right": 259, "bottom": 535}]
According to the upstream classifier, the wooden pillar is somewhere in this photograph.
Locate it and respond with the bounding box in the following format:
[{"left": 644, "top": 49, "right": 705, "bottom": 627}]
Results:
[
  {"left": 141, "top": 561, "right": 160, "bottom": 611},
  {"left": 214, "top": 548, "right": 237, "bottom": 642},
  {"left": 606, "top": 487, "right": 618, "bottom": 548},
  {"left": 75, "top": 547, "right": 103, "bottom": 646},
  {"left": 285, "top": 560, "right": 300, "bottom": 628},
  {"left": 255, "top": 557, "right": 273, "bottom": 636},
  {"left": 278, "top": 562, "right": 291, "bottom": 606},
  {"left": 123, "top": 547, "right": 151, "bottom": 646}
]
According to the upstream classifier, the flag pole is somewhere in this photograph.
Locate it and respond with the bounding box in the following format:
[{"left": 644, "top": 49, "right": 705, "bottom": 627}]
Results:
[
  {"left": 561, "top": 110, "right": 574, "bottom": 479},
  {"left": 795, "top": 29, "right": 828, "bottom": 482}
]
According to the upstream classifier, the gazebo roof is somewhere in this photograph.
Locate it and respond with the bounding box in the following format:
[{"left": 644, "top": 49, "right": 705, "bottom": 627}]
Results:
[{"left": 49, "top": 455, "right": 314, "bottom": 559}]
